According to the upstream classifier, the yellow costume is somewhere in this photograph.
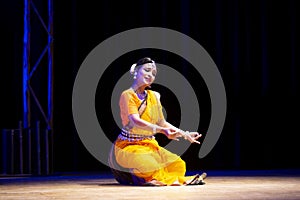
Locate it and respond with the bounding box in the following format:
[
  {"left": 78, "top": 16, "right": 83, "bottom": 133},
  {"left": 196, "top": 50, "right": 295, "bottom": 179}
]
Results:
[{"left": 111, "top": 88, "right": 196, "bottom": 185}]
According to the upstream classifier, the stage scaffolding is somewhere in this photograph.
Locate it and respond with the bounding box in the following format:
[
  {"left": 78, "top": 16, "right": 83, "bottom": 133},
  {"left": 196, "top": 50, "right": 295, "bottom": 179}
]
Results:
[
  {"left": 0, "top": 0, "right": 54, "bottom": 176},
  {"left": 23, "top": 0, "right": 53, "bottom": 130}
]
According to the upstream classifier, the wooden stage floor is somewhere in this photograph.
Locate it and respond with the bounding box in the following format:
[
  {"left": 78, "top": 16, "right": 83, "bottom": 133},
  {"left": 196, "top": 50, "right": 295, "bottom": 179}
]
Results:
[{"left": 1, "top": 170, "right": 300, "bottom": 200}]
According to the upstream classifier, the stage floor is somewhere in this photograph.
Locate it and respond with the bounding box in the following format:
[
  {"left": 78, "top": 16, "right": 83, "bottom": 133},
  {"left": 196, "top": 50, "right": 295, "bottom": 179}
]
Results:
[{"left": 1, "top": 170, "right": 300, "bottom": 200}]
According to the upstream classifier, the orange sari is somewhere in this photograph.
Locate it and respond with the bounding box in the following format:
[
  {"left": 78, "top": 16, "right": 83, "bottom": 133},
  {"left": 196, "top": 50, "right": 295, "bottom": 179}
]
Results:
[{"left": 113, "top": 89, "right": 195, "bottom": 185}]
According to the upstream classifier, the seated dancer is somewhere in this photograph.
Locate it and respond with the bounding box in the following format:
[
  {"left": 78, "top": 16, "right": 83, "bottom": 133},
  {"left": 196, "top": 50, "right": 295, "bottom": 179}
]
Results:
[{"left": 109, "top": 57, "right": 206, "bottom": 186}]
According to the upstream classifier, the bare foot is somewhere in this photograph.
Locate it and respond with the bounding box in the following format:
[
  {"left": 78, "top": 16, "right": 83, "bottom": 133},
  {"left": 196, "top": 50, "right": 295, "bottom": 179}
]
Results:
[
  {"left": 185, "top": 173, "right": 207, "bottom": 185},
  {"left": 199, "top": 172, "right": 207, "bottom": 181},
  {"left": 184, "top": 174, "right": 200, "bottom": 185}
]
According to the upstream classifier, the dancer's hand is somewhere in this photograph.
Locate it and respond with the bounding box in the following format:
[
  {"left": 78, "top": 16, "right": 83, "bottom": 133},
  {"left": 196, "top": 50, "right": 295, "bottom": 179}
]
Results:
[
  {"left": 182, "top": 131, "right": 202, "bottom": 144},
  {"left": 161, "top": 128, "right": 181, "bottom": 141}
]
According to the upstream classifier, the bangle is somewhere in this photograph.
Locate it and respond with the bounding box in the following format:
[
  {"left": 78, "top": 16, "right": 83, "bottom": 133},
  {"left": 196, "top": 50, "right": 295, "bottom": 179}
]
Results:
[
  {"left": 183, "top": 131, "right": 189, "bottom": 140},
  {"left": 153, "top": 125, "right": 157, "bottom": 133}
]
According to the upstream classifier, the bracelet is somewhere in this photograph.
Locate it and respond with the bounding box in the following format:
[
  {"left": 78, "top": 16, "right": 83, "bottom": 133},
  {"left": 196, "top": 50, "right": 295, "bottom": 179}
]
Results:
[
  {"left": 178, "top": 129, "right": 188, "bottom": 139},
  {"left": 183, "top": 131, "right": 189, "bottom": 140},
  {"left": 152, "top": 125, "right": 157, "bottom": 133}
]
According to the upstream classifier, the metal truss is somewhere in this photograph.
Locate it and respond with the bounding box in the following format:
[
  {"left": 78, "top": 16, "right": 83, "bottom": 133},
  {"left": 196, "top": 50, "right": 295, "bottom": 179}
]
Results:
[{"left": 23, "top": 0, "right": 53, "bottom": 130}]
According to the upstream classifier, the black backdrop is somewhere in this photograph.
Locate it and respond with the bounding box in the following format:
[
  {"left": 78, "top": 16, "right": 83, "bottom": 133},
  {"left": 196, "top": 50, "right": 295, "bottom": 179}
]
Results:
[{"left": 1, "top": 0, "right": 299, "bottom": 173}]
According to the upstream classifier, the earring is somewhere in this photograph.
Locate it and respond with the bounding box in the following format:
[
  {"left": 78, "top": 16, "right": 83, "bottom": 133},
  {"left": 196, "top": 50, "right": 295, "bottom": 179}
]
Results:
[{"left": 133, "top": 72, "right": 137, "bottom": 79}]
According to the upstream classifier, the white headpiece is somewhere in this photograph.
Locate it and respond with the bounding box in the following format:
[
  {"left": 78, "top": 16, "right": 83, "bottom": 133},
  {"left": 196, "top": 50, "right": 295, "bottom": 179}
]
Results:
[{"left": 130, "top": 63, "right": 137, "bottom": 74}]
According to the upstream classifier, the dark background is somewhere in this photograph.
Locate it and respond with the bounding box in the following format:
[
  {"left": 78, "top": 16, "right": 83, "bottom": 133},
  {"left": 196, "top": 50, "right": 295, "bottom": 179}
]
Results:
[{"left": 1, "top": 0, "right": 299, "bottom": 173}]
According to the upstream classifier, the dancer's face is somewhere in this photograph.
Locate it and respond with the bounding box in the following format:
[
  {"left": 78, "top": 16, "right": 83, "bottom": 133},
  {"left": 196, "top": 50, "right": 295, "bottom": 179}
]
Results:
[{"left": 135, "top": 63, "right": 157, "bottom": 87}]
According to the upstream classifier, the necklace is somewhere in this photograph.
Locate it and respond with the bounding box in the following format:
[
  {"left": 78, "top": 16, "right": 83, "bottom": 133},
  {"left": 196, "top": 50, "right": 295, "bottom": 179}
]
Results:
[
  {"left": 135, "top": 90, "right": 147, "bottom": 100},
  {"left": 130, "top": 87, "right": 147, "bottom": 100}
]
